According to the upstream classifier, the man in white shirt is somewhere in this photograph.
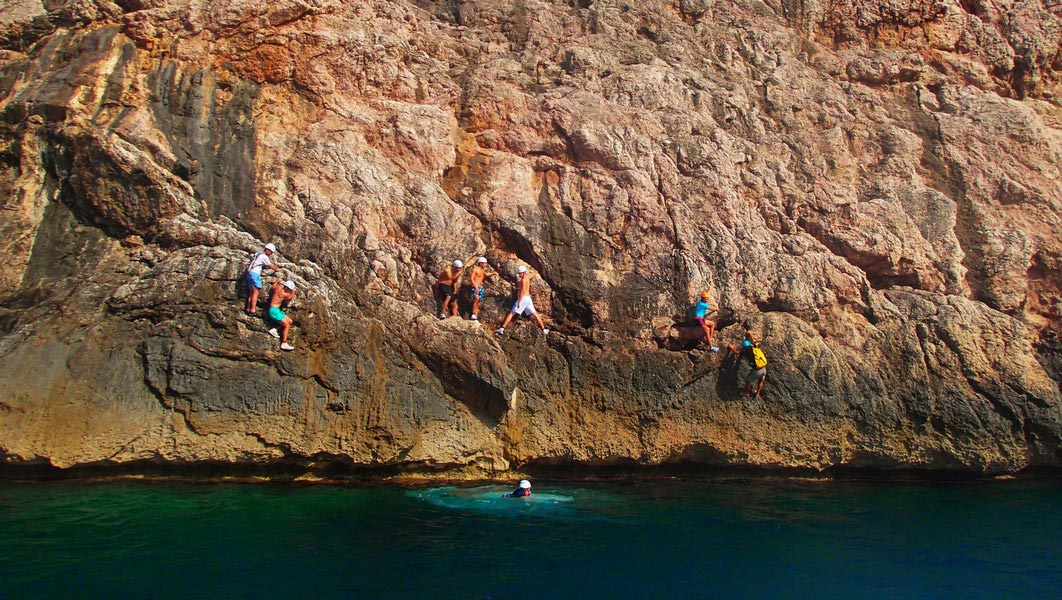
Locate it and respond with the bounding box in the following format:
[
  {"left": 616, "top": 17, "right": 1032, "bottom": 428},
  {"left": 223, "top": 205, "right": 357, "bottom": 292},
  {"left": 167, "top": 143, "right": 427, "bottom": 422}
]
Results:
[{"left": 245, "top": 243, "right": 283, "bottom": 314}]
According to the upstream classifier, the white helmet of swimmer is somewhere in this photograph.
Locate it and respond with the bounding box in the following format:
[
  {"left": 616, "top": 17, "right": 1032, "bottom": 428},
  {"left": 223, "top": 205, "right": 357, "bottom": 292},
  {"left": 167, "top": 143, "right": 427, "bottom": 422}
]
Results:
[{"left": 519, "top": 480, "right": 531, "bottom": 489}]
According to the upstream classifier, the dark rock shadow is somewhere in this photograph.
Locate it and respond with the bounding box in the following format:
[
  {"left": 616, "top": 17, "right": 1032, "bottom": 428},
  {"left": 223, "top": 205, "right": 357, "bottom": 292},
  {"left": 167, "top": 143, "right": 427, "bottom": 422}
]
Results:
[
  {"left": 234, "top": 274, "right": 249, "bottom": 302},
  {"left": 715, "top": 349, "right": 743, "bottom": 401},
  {"left": 412, "top": 356, "right": 510, "bottom": 428},
  {"left": 430, "top": 282, "right": 462, "bottom": 318},
  {"left": 402, "top": 333, "right": 513, "bottom": 429},
  {"left": 668, "top": 442, "right": 732, "bottom": 464},
  {"left": 667, "top": 321, "right": 707, "bottom": 351},
  {"left": 454, "top": 283, "right": 476, "bottom": 318}
]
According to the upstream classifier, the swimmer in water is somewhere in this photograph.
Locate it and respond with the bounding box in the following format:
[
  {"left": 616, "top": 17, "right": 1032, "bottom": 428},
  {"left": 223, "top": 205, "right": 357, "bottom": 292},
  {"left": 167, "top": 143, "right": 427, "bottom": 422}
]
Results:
[{"left": 504, "top": 479, "right": 532, "bottom": 498}]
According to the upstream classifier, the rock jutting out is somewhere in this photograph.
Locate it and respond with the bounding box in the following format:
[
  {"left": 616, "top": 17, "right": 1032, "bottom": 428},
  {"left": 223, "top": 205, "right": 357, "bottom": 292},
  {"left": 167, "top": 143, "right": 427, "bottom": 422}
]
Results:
[{"left": 0, "top": 0, "right": 1058, "bottom": 476}]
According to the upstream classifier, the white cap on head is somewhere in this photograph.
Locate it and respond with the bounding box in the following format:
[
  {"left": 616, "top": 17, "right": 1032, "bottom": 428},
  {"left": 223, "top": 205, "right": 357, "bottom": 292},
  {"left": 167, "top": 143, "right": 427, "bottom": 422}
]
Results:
[
  {"left": 519, "top": 480, "right": 531, "bottom": 489},
  {"left": 517, "top": 265, "right": 527, "bottom": 274},
  {"left": 477, "top": 257, "right": 488, "bottom": 264},
  {"left": 264, "top": 243, "right": 277, "bottom": 253},
  {"left": 452, "top": 259, "right": 463, "bottom": 268},
  {"left": 283, "top": 280, "right": 295, "bottom": 290}
]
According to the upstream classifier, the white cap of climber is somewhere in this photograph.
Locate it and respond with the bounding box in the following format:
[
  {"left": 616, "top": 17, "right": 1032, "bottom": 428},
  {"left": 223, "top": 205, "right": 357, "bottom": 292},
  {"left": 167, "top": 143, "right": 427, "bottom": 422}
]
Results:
[
  {"left": 264, "top": 243, "right": 277, "bottom": 253},
  {"left": 477, "top": 257, "right": 488, "bottom": 264},
  {"left": 517, "top": 265, "right": 527, "bottom": 274},
  {"left": 283, "top": 280, "right": 296, "bottom": 290},
  {"left": 452, "top": 259, "right": 464, "bottom": 268},
  {"left": 519, "top": 479, "right": 531, "bottom": 489}
]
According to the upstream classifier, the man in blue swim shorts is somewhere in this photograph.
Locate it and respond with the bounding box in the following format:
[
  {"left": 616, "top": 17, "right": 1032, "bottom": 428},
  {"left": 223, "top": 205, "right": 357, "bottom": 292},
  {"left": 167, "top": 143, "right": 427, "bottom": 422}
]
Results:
[
  {"left": 244, "top": 243, "right": 283, "bottom": 315},
  {"left": 468, "top": 257, "right": 497, "bottom": 321},
  {"left": 434, "top": 260, "right": 464, "bottom": 319}
]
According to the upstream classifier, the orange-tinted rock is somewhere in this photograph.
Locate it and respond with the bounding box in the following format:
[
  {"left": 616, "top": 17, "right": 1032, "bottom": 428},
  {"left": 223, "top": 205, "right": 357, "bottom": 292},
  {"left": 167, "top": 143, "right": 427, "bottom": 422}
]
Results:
[{"left": 0, "top": 0, "right": 1058, "bottom": 476}]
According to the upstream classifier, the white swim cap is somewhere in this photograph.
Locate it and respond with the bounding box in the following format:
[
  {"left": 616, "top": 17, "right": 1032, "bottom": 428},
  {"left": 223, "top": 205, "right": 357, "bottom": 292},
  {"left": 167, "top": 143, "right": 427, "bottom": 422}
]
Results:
[
  {"left": 264, "top": 243, "right": 277, "bottom": 252},
  {"left": 519, "top": 479, "right": 531, "bottom": 489},
  {"left": 477, "top": 257, "right": 488, "bottom": 264},
  {"left": 283, "top": 280, "right": 295, "bottom": 290},
  {"left": 452, "top": 260, "right": 463, "bottom": 268},
  {"left": 517, "top": 265, "right": 527, "bottom": 274}
]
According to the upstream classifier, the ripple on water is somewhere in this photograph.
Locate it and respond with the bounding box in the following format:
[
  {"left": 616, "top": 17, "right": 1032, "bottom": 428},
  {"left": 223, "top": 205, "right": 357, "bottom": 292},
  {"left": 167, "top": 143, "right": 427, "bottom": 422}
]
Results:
[{"left": 411, "top": 485, "right": 584, "bottom": 517}]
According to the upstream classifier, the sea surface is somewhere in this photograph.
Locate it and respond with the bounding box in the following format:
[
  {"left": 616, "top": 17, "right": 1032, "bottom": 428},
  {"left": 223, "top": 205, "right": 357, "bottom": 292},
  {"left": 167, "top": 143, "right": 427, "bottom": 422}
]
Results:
[{"left": 0, "top": 478, "right": 1059, "bottom": 599}]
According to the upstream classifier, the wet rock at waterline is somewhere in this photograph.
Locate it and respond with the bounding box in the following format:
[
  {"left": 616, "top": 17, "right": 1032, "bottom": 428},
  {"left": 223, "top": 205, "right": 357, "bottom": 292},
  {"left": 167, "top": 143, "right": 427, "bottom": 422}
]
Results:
[{"left": 0, "top": 0, "right": 1059, "bottom": 475}]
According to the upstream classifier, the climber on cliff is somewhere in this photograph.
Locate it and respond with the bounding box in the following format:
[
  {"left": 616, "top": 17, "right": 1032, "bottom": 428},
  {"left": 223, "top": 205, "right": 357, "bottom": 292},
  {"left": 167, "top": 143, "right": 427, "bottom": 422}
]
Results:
[
  {"left": 267, "top": 279, "right": 297, "bottom": 351},
  {"left": 468, "top": 257, "right": 498, "bottom": 321},
  {"left": 504, "top": 479, "right": 532, "bottom": 498},
  {"left": 434, "top": 260, "right": 464, "bottom": 319},
  {"left": 244, "top": 243, "right": 283, "bottom": 315},
  {"left": 727, "top": 330, "right": 767, "bottom": 398},
  {"left": 496, "top": 265, "right": 548, "bottom": 336},
  {"left": 692, "top": 291, "right": 720, "bottom": 352}
]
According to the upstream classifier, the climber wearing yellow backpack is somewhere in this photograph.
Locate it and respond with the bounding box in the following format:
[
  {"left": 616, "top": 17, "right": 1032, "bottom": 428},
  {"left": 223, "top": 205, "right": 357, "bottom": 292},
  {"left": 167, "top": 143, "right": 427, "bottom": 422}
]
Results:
[{"left": 727, "top": 330, "right": 768, "bottom": 398}]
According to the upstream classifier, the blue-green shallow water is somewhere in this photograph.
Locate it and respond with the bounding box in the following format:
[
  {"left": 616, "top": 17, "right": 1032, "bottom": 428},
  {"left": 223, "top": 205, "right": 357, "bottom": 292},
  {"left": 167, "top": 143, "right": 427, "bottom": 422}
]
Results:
[{"left": 1, "top": 480, "right": 1059, "bottom": 599}]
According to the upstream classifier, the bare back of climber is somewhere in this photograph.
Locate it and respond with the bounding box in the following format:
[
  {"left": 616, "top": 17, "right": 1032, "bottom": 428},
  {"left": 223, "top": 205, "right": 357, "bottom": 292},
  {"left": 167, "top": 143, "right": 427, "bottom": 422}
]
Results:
[
  {"left": 267, "top": 279, "right": 297, "bottom": 351},
  {"left": 468, "top": 257, "right": 497, "bottom": 321}
]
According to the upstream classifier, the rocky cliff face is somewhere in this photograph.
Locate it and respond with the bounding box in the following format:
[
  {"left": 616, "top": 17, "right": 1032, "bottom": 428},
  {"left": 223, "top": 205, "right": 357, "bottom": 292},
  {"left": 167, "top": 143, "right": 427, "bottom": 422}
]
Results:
[{"left": 0, "top": 0, "right": 1059, "bottom": 476}]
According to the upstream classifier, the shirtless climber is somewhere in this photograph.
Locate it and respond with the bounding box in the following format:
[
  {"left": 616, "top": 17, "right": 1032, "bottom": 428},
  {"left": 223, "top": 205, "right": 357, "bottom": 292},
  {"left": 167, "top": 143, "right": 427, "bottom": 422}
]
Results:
[
  {"left": 496, "top": 265, "right": 548, "bottom": 336},
  {"left": 435, "top": 260, "right": 464, "bottom": 319},
  {"left": 267, "top": 279, "right": 297, "bottom": 351},
  {"left": 468, "top": 257, "right": 498, "bottom": 321}
]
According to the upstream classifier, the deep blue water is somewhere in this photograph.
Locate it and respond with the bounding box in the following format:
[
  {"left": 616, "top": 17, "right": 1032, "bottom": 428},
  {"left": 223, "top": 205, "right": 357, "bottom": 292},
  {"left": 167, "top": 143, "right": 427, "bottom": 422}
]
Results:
[{"left": 0, "top": 479, "right": 1059, "bottom": 599}]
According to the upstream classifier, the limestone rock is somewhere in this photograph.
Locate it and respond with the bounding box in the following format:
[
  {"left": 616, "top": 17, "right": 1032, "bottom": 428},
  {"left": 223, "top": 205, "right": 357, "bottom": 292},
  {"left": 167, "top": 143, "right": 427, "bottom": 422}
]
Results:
[{"left": 0, "top": 0, "right": 1058, "bottom": 476}]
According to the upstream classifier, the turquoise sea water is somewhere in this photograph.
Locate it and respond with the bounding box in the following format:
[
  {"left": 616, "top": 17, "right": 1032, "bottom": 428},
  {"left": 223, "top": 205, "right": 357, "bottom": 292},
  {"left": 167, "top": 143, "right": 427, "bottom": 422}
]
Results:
[{"left": 0, "top": 479, "right": 1059, "bottom": 599}]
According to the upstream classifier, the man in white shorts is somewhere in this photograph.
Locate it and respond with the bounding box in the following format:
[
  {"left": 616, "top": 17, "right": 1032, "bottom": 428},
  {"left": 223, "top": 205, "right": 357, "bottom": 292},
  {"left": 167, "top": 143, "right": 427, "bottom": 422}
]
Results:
[{"left": 496, "top": 265, "right": 548, "bottom": 336}]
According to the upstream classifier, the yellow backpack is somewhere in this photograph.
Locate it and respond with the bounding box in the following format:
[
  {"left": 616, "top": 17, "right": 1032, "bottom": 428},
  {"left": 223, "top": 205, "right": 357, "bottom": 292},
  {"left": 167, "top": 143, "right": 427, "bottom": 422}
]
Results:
[{"left": 752, "top": 345, "right": 768, "bottom": 369}]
